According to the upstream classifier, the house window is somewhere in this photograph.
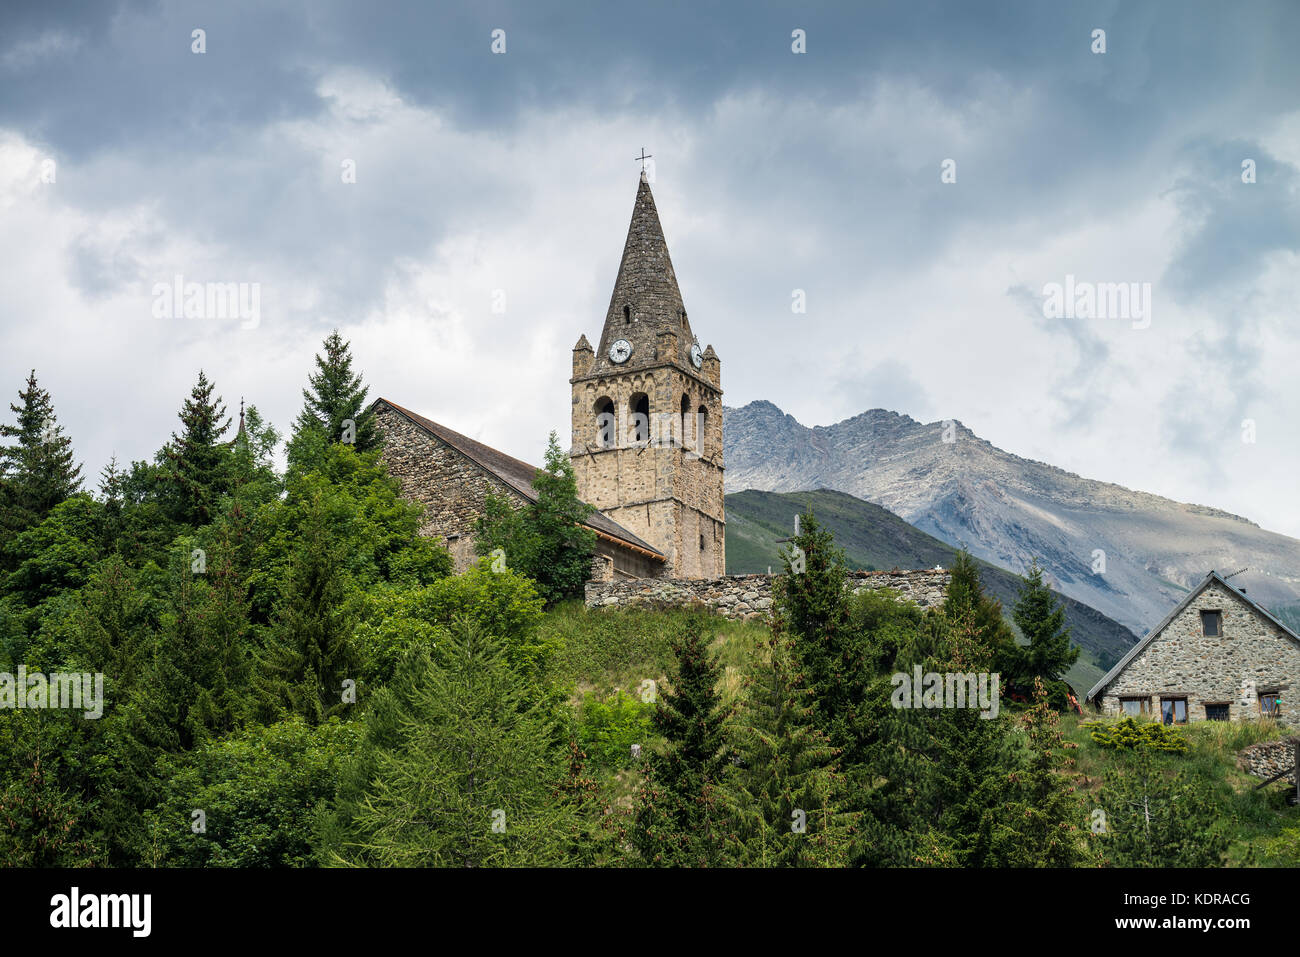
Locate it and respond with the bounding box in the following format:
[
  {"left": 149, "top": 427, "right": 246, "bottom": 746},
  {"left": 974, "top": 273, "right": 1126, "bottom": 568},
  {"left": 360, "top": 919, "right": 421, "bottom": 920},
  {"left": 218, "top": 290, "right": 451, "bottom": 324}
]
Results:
[
  {"left": 1120, "top": 697, "right": 1150, "bottom": 717},
  {"left": 1261, "top": 694, "right": 1281, "bottom": 717},
  {"left": 1160, "top": 697, "right": 1188, "bottom": 725},
  {"left": 1201, "top": 610, "right": 1222, "bottom": 636},
  {"left": 1205, "top": 703, "right": 1230, "bottom": 721}
]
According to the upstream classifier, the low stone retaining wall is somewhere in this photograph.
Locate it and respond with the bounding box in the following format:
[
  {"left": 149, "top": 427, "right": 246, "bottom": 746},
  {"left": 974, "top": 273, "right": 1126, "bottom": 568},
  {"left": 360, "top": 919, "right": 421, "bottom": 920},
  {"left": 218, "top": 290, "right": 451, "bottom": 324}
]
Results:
[
  {"left": 1238, "top": 737, "right": 1299, "bottom": 785},
  {"left": 584, "top": 569, "right": 951, "bottom": 622}
]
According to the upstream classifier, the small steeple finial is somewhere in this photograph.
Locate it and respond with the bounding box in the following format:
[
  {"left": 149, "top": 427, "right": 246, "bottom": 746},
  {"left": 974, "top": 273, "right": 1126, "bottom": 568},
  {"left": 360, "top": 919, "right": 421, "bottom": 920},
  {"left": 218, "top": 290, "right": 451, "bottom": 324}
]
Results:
[
  {"left": 238, "top": 397, "right": 246, "bottom": 435},
  {"left": 635, "top": 147, "right": 652, "bottom": 173}
]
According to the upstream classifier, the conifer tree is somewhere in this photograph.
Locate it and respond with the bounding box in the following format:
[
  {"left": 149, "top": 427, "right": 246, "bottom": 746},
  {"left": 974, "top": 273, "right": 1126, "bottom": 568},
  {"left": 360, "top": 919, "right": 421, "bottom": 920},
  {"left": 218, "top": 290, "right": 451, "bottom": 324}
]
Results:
[
  {"left": 1002, "top": 678, "right": 1094, "bottom": 866},
  {"left": 943, "top": 549, "right": 1018, "bottom": 669},
  {"left": 633, "top": 616, "right": 731, "bottom": 866},
  {"left": 773, "top": 511, "right": 873, "bottom": 764},
  {"left": 161, "top": 370, "right": 233, "bottom": 527},
  {"left": 134, "top": 542, "right": 249, "bottom": 752},
  {"left": 289, "top": 330, "right": 377, "bottom": 466},
  {"left": 0, "top": 370, "right": 83, "bottom": 552},
  {"left": 869, "top": 612, "right": 1023, "bottom": 866},
  {"left": 1096, "top": 747, "right": 1227, "bottom": 867},
  {"left": 557, "top": 740, "right": 619, "bottom": 867},
  {"left": 252, "top": 483, "right": 359, "bottom": 725},
  {"left": 337, "top": 619, "right": 573, "bottom": 867},
  {"left": 725, "top": 632, "right": 856, "bottom": 866},
  {"left": 1012, "top": 560, "right": 1079, "bottom": 705}
]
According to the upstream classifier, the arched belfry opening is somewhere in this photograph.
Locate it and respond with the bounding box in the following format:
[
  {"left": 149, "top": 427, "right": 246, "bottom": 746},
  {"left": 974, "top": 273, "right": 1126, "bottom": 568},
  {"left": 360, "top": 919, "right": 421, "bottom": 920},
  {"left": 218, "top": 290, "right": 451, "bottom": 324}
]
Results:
[
  {"left": 629, "top": 392, "right": 650, "bottom": 445},
  {"left": 697, "top": 403, "right": 708, "bottom": 455},
  {"left": 594, "top": 396, "right": 615, "bottom": 448},
  {"left": 623, "top": 304, "right": 631, "bottom": 323}
]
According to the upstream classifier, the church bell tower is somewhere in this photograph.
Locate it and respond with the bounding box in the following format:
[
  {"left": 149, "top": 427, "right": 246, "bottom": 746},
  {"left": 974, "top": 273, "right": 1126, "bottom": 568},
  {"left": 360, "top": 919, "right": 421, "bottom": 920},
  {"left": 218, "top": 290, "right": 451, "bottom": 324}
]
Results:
[{"left": 569, "top": 172, "right": 725, "bottom": 579}]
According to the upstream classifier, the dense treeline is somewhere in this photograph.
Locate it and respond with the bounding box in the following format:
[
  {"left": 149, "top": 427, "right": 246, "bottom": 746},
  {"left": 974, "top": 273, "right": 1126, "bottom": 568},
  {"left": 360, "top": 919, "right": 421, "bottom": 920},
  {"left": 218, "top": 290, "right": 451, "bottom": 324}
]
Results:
[{"left": 0, "top": 336, "right": 1233, "bottom": 867}]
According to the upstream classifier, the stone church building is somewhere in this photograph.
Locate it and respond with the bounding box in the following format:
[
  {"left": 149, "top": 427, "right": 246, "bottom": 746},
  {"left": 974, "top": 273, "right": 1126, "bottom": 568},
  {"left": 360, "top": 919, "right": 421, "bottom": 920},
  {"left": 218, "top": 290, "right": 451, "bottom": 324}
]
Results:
[
  {"left": 1088, "top": 570, "right": 1299, "bottom": 727},
  {"left": 373, "top": 171, "right": 723, "bottom": 582}
]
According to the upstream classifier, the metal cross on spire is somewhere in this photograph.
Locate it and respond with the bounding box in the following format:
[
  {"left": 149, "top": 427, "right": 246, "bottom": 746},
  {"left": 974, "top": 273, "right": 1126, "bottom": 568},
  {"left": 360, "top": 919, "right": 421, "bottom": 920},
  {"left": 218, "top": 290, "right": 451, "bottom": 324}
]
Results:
[{"left": 635, "top": 147, "right": 652, "bottom": 171}]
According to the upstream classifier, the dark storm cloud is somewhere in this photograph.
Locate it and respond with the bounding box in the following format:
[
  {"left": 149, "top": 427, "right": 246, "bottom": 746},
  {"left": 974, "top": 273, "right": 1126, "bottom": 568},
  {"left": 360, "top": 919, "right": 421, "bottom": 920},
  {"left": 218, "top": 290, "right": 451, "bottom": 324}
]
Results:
[{"left": 3, "top": 0, "right": 1300, "bottom": 532}]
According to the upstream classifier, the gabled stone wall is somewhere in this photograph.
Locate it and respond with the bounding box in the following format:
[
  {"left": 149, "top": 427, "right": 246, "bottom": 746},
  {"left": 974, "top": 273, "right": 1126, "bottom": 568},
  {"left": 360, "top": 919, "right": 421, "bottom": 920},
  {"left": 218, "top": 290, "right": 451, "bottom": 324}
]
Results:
[
  {"left": 1098, "top": 580, "right": 1300, "bottom": 726},
  {"left": 375, "top": 403, "right": 527, "bottom": 571},
  {"left": 584, "top": 569, "right": 951, "bottom": 621}
]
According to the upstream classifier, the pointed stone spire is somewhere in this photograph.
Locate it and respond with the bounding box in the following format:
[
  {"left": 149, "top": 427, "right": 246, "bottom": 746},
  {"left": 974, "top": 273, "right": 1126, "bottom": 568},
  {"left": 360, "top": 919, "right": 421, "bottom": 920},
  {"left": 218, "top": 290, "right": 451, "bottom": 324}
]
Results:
[{"left": 590, "top": 174, "right": 694, "bottom": 375}]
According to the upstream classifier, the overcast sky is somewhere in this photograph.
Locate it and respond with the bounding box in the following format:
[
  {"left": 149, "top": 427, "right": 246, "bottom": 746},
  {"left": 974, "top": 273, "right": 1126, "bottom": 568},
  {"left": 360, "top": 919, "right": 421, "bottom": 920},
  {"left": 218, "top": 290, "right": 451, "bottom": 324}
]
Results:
[{"left": 3, "top": 0, "right": 1300, "bottom": 536}]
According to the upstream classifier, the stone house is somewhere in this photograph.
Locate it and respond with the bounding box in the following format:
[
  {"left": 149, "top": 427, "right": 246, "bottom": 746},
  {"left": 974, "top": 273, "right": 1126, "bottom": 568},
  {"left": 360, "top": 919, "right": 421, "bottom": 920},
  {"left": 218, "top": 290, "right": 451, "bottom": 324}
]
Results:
[
  {"left": 1087, "top": 570, "right": 1299, "bottom": 726},
  {"left": 373, "top": 398, "right": 666, "bottom": 579}
]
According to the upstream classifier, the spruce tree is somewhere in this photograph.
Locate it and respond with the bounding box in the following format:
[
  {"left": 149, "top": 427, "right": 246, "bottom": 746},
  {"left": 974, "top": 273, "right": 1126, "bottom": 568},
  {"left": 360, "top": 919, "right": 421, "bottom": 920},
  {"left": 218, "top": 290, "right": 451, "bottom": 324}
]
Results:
[
  {"left": 289, "top": 330, "right": 377, "bottom": 466},
  {"left": 725, "top": 632, "right": 856, "bottom": 866},
  {"left": 161, "top": 370, "right": 233, "bottom": 527},
  {"left": 774, "top": 511, "right": 872, "bottom": 764},
  {"left": 0, "top": 370, "right": 83, "bottom": 553},
  {"left": 1012, "top": 560, "right": 1079, "bottom": 705},
  {"left": 943, "top": 549, "right": 1018, "bottom": 671},
  {"left": 252, "top": 483, "right": 359, "bottom": 725},
  {"left": 633, "top": 616, "right": 731, "bottom": 866}
]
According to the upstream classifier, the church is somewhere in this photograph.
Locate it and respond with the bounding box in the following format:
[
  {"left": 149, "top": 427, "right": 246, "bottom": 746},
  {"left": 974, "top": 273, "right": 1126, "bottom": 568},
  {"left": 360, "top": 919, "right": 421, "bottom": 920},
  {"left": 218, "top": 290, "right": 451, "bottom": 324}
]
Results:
[{"left": 372, "top": 171, "right": 725, "bottom": 582}]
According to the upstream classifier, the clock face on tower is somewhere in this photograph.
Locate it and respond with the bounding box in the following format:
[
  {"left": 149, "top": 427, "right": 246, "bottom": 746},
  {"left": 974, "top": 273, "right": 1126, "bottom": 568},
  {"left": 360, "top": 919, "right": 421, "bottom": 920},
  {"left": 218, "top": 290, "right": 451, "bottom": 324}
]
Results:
[
  {"left": 690, "top": 342, "right": 703, "bottom": 369},
  {"left": 609, "top": 338, "right": 632, "bottom": 364}
]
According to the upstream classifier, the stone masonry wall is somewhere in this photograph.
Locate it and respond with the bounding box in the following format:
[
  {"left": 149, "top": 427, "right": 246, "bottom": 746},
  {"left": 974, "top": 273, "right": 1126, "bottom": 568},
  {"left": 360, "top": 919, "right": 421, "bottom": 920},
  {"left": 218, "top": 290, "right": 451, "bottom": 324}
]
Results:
[
  {"left": 584, "top": 569, "right": 951, "bottom": 621},
  {"left": 375, "top": 404, "right": 528, "bottom": 573},
  {"left": 1099, "top": 580, "right": 1300, "bottom": 727},
  {"left": 1238, "top": 737, "right": 1299, "bottom": 786}
]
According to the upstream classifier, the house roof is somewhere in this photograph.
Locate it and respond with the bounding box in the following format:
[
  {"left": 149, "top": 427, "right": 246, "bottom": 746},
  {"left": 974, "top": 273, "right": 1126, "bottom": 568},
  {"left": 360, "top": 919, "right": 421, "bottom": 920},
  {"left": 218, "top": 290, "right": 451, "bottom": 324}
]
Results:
[
  {"left": 1086, "top": 570, "right": 1300, "bottom": 701},
  {"left": 372, "top": 398, "right": 666, "bottom": 561}
]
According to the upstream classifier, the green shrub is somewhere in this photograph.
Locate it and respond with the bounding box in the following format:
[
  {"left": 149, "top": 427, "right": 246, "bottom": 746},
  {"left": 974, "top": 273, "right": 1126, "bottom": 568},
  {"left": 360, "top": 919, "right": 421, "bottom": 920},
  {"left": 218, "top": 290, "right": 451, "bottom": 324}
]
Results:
[
  {"left": 578, "top": 690, "right": 653, "bottom": 768},
  {"left": 1087, "top": 716, "right": 1188, "bottom": 753}
]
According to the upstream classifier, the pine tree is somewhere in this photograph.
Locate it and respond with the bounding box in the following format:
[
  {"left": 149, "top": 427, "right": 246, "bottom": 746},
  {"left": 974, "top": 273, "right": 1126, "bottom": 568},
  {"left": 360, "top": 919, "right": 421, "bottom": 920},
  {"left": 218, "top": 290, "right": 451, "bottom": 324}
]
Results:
[
  {"left": 0, "top": 370, "right": 83, "bottom": 554},
  {"left": 161, "top": 370, "right": 233, "bottom": 527},
  {"left": 632, "top": 616, "right": 732, "bottom": 866},
  {"left": 725, "top": 632, "right": 857, "bottom": 866},
  {"left": 134, "top": 542, "right": 249, "bottom": 752},
  {"left": 289, "top": 330, "right": 377, "bottom": 466},
  {"left": 1012, "top": 560, "right": 1079, "bottom": 705},
  {"left": 337, "top": 619, "right": 573, "bottom": 867},
  {"left": 1096, "top": 747, "right": 1227, "bottom": 867}
]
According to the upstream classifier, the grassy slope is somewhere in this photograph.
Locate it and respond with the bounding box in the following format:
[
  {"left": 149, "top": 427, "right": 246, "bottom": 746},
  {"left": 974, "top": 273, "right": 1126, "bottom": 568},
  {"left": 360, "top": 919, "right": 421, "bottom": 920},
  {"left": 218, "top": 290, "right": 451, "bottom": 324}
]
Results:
[
  {"left": 1062, "top": 713, "right": 1300, "bottom": 866},
  {"left": 725, "top": 487, "right": 1141, "bottom": 695},
  {"left": 550, "top": 602, "right": 1300, "bottom": 865}
]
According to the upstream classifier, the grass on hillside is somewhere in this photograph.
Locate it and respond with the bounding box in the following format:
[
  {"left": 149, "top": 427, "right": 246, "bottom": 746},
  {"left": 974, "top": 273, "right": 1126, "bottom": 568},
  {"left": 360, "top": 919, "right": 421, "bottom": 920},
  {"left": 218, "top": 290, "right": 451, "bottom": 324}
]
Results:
[
  {"left": 549, "top": 602, "right": 1300, "bottom": 866},
  {"left": 1062, "top": 713, "right": 1300, "bottom": 866},
  {"left": 547, "top": 601, "right": 771, "bottom": 806}
]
